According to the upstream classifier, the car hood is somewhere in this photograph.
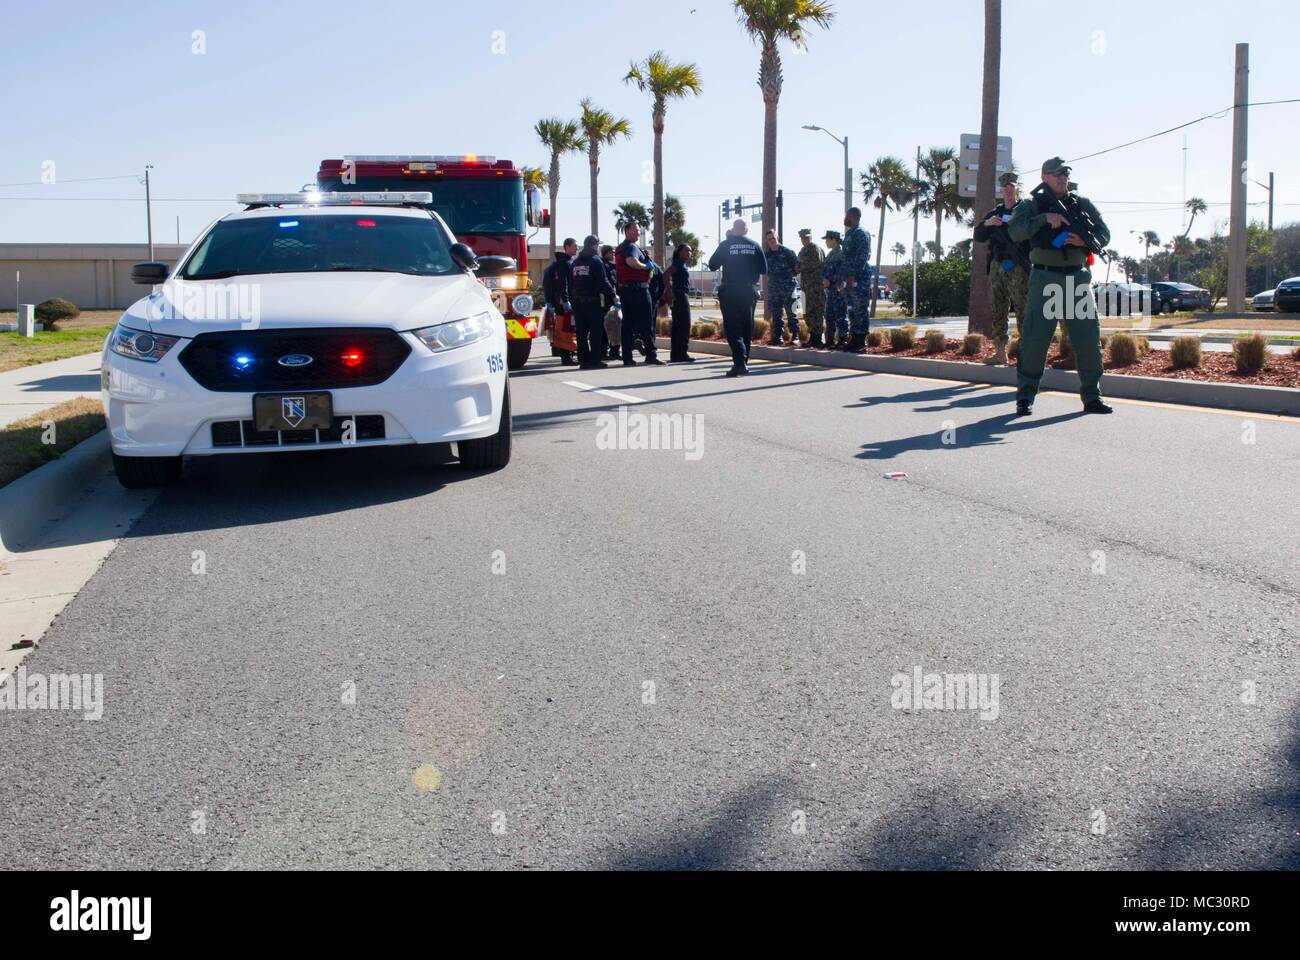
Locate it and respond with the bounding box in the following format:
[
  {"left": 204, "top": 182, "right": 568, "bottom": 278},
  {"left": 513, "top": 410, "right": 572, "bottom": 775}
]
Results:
[{"left": 123, "top": 272, "right": 487, "bottom": 338}]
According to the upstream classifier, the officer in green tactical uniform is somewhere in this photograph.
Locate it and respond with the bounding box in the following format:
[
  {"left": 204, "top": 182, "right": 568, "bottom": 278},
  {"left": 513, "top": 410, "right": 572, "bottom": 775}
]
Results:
[
  {"left": 1008, "top": 157, "right": 1113, "bottom": 416},
  {"left": 822, "top": 231, "right": 847, "bottom": 349},
  {"left": 973, "top": 171, "right": 1031, "bottom": 366},
  {"left": 797, "top": 229, "right": 826, "bottom": 349}
]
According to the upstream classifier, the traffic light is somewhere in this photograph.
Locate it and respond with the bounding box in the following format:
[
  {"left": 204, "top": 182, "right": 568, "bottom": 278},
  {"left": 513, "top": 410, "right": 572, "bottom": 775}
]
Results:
[
  {"left": 722, "top": 200, "right": 730, "bottom": 218},
  {"left": 734, "top": 196, "right": 743, "bottom": 214}
]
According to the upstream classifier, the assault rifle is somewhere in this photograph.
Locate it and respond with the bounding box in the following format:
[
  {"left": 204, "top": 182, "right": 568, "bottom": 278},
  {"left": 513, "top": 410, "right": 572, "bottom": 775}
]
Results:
[{"left": 1031, "top": 182, "right": 1108, "bottom": 263}]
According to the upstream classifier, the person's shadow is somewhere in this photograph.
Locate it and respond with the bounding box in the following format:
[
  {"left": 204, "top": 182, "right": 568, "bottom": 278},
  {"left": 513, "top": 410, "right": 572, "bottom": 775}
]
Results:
[{"left": 856, "top": 410, "right": 1083, "bottom": 460}]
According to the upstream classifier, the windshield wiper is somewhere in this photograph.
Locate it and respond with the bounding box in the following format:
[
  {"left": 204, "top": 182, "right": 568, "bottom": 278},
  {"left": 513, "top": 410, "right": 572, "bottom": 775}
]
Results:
[{"left": 184, "top": 270, "right": 249, "bottom": 280}]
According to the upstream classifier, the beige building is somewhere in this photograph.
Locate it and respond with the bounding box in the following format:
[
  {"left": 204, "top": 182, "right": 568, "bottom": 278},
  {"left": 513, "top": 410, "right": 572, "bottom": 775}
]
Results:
[{"left": 0, "top": 243, "right": 189, "bottom": 310}]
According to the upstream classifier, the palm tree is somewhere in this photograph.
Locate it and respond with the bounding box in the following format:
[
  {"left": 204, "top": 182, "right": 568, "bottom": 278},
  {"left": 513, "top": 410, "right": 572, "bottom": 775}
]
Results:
[
  {"left": 1103, "top": 247, "right": 1120, "bottom": 282},
  {"left": 613, "top": 200, "right": 650, "bottom": 234},
  {"left": 919, "top": 146, "right": 972, "bottom": 256},
  {"left": 734, "top": 0, "right": 835, "bottom": 318},
  {"left": 1141, "top": 229, "right": 1160, "bottom": 280},
  {"left": 892, "top": 242, "right": 906, "bottom": 266},
  {"left": 578, "top": 98, "right": 632, "bottom": 238},
  {"left": 519, "top": 166, "right": 548, "bottom": 193},
  {"left": 1181, "top": 197, "right": 1207, "bottom": 240},
  {"left": 861, "top": 156, "right": 914, "bottom": 317},
  {"left": 534, "top": 117, "right": 584, "bottom": 259},
  {"left": 966, "top": 0, "right": 1002, "bottom": 336},
  {"left": 651, "top": 194, "right": 686, "bottom": 235},
  {"left": 624, "top": 52, "right": 703, "bottom": 267}
]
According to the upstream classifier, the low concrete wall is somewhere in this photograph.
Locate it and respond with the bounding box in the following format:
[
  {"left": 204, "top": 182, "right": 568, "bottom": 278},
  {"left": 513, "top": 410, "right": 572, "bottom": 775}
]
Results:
[{"left": 0, "top": 244, "right": 189, "bottom": 310}]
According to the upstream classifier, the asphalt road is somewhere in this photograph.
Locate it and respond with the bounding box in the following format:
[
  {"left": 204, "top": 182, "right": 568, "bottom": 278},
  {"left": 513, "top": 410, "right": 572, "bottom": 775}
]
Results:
[{"left": 2, "top": 346, "right": 1297, "bottom": 870}]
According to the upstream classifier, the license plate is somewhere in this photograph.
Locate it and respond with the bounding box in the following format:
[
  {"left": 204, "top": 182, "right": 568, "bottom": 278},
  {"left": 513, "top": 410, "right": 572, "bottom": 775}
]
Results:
[
  {"left": 254, "top": 392, "right": 332, "bottom": 431},
  {"left": 481, "top": 278, "right": 501, "bottom": 289}
]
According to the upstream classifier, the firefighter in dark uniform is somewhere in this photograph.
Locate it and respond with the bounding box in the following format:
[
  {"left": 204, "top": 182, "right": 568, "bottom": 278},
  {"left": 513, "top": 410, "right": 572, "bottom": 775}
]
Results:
[
  {"left": 569, "top": 235, "right": 618, "bottom": 369},
  {"left": 600, "top": 245, "right": 621, "bottom": 360},
  {"left": 542, "top": 238, "right": 577, "bottom": 365},
  {"left": 1008, "top": 157, "right": 1113, "bottom": 416},
  {"left": 706, "top": 219, "right": 768, "bottom": 377},
  {"left": 614, "top": 223, "right": 664, "bottom": 366}
]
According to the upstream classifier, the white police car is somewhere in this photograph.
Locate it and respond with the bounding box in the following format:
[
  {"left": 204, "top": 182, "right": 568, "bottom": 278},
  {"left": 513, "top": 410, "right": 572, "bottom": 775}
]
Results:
[{"left": 102, "top": 192, "right": 511, "bottom": 488}]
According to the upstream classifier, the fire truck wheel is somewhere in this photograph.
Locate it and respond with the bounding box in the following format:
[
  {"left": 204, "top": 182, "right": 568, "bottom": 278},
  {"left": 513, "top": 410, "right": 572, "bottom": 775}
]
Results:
[
  {"left": 458, "top": 381, "right": 511, "bottom": 471},
  {"left": 506, "top": 338, "right": 531, "bottom": 370}
]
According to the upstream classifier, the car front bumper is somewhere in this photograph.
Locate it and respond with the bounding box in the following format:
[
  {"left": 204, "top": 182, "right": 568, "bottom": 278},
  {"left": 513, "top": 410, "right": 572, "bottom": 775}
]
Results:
[
  {"left": 1273, "top": 292, "right": 1300, "bottom": 312},
  {"left": 102, "top": 329, "right": 507, "bottom": 457}
]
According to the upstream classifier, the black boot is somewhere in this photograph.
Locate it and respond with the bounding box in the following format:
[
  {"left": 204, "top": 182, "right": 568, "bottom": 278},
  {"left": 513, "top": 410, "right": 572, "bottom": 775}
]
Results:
[
  {"left": 1015, "top": 398, "right": 1033, "bottom": 416},
  {"left": 846, "top": 333, "right": 866, "bottom": 353},
  {"left": 1082, "top": 399, "right": 1114, "bottom": 414}
]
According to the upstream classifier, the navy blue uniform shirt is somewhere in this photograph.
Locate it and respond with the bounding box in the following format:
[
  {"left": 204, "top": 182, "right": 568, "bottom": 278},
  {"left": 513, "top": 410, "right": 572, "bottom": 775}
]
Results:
[{"left": 707, "top": 234, "right": 768, "bottom": 289}]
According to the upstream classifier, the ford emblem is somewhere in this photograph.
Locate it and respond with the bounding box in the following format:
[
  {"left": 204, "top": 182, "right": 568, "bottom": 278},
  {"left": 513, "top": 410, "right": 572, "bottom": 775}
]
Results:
[{"left": 277, "top": 353, "right": 314, "bottom": 367}]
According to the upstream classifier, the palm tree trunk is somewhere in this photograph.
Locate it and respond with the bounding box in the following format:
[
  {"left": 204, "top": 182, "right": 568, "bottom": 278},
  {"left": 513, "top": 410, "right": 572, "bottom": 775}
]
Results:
[
  {"left": 761, "top": 96, "right": 778, "bottom": 323},
  {"left": 934, "top": 214, "right": 942, "bottom": 259},
  {"left": 965, "top": 0, "right": 1002, "bottom": 337},
  {"left": 548, "top": 154, "right": 560, "bottom": 260},
  {"left": 872, "top": 203, "right": 887, "bottom": 318},
  {"left": 589, "top": 144, "right": 600, "bottom": 239},
  {"left": 652, "top": 106, "right": 666, "bottom": 268}
]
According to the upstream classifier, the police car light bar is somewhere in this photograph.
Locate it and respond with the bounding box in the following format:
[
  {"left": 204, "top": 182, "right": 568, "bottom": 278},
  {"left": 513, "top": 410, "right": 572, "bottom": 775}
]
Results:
[
  {"left": 342, "top": 155, "right": 496, "bottom": 164},
  {"left": 236, "top": 192, "right": 433, "bottom": 208}
]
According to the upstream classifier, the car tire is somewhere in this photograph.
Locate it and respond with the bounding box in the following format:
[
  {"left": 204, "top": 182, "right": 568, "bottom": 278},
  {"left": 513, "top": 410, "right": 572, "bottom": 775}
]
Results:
[
  {"left": 112, "top": 452, "right": 182, "bottom": 489},
  {"left": 506, "top": 338, "right": 531, "bottom": 370},
  {"left": 458, "top": 381, "right": 511, "bottom": 471},
  {"left": 1162, "top": 301, "right": 1177, "bottom": 315}
]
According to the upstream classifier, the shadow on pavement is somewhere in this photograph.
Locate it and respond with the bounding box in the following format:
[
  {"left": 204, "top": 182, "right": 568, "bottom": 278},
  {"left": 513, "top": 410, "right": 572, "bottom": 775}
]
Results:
[
  {"left": 845, "top": 382, "right": 996, "bottom": 410},
  {"left": 123, "top": 444, "right": 478, "bottom": 539},
  {"left": 856, "top": 411, "right": 1082, "bottom": 460},
  {"left": 16, "top": 372, "right": 101, "bottom": 393}
]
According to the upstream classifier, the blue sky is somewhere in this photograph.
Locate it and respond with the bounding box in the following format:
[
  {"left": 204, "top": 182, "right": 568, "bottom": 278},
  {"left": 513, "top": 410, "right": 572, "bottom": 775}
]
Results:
[{"left": 2, "top": 0, "right": 1298, "bottom": 264}]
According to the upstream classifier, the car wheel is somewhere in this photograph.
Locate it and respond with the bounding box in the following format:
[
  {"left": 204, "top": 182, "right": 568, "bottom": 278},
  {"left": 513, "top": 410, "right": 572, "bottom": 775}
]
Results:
[
  {"left": 506, "top": 338, "right": 531, "bottom": 370},
  {"left": 458, "top": 381, "right": 511, "bottom": 471},
  {"left": 112, "top": 452, "right": 182, "bottom": 489},
  {"left": 1163, "top": 301, "right": 1178, "bottom": 315}
]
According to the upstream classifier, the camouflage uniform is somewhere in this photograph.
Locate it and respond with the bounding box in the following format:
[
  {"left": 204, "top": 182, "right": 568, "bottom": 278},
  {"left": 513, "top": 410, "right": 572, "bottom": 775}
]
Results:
[
  {"left": 841, "top": 224, "right": 872, "bottom": 336},
  {"left": 797, "top": 238, "right": 826, "bottom": 342},
  {"left": 823, "top": 236, "right": 847, "bottom": 343},
  {"left": 973, "top": 194, "right": 1032, "bottom": 346},
  {"left": 990, "top": 264, "right": 1029, "bottom": 344},
  {"left": 766, "top": 243, "right": 800, "bottom": 341}
]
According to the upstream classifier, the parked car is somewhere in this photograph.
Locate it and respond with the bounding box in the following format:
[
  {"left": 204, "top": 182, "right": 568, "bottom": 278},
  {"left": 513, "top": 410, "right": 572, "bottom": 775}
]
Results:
[
  {"left": 1250, "top": 288, "right": 1276, "bottom": 312},
  {"left": 1273, "top": 277, "right": 1300, "bottom": 313},
  {"left": 1093, "top": 281, "right": 1153, "bottom": 316},
  {"left": 1150, "top": 282, "right": 1210, "bottom": 314}
]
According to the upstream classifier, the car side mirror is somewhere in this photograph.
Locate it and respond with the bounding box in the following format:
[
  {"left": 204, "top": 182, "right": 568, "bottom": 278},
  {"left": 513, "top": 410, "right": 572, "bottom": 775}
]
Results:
[
  {"left": 449, "top": 243, "right": 479, "bottom": 272},
  {"left": 475, "top": 256, "right": 516, "bottom": 278},
  {"left": 131, "top": 262, "right": 170, "bottom": 284}
]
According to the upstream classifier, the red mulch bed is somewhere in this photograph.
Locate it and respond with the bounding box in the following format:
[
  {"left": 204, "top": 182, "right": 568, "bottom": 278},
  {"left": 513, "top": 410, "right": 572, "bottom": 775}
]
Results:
[{"left": 701, "top": 334, "right": 1300, "bottom": 389}]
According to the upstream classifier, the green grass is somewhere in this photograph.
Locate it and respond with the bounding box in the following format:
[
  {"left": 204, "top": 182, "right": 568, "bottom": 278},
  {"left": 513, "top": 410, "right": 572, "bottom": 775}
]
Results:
[
  {"left": 0, "top": 397, "right": 105, "bottom": 488},
  {"left": 0, "top": 326, "right": 113, "bottom": 374}
]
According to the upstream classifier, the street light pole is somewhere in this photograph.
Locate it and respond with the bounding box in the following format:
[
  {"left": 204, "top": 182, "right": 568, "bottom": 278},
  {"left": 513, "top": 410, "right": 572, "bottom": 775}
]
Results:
[
  {"left": 803, "top": 125, "right": 852, "bottom": 215},
  {"left": 1252, "top": 172, "right": 1275, "bottom": 289},
  {"left": 144, "top": 164, "right": 155, "bottom": 260}
]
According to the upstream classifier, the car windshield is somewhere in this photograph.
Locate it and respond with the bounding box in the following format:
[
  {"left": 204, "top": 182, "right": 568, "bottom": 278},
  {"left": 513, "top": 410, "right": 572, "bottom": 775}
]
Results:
[
  {"left": 180, "top": 214, "right": 457, "bottom": 280},
  {"left": 321, "top": 178, "right": 525, "bottom": 235}
]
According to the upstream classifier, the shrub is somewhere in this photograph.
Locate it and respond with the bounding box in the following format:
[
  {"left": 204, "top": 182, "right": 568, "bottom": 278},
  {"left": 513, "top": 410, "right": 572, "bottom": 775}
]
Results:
[
  {"left": 752, "top": 318, "right": 769, "bottom": 340},
  {"left": 924, "top": 328, "right": 946, "bottom": 354},
  {"left": 867, "top": 329, "right": 885, "bottom": 348},
  {"left": 1232, "top": 333, "right": 1267, "bottom": 375},
  {"left": 1135, "top": 335, "right": 1151, "bottom": 356},
  {"left": 889, "top": 324, "right": 916, "bottom": 350},
  {"left": 656, "top": 316, "right": 672, "bottom": 337},
  {"left": 1169, "top": 335, "right": 1202, "bottom": 369},
  {"left": 34, "top": 297, "right": 79, "bottom": 331},
  {"left": 1100, "top": 334, "right": 1110, "bottom": 349},
  {"left": 889, "top": 254, "right": 972, "bottom": 317},
  {"left": 1292, "top": 344, "right": 1300, "bottom": 360},
  {"left": 961, "top": 333, "right": 984, "bottom": 356},
  {"left": 1008, "top": 337, "right": 1020, "bottom": 360},
  {"left": 696, "top": 321, "right": 716, "bottom": 339},
  {"left": 1107, "top": 332, "right": 1140, "bottom": 367}
]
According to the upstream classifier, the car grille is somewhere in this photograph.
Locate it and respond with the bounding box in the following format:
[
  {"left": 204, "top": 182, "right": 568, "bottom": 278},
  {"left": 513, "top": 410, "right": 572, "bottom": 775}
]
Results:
[
  {"left": 179, "top": 328, "right": 411, "bottom": 392},
  {"left": 210, "top": 415, "right": 386, "bottom": 448}
]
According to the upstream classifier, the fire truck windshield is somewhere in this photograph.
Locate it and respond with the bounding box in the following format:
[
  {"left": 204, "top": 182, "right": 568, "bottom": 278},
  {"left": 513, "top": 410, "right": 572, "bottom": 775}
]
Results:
[{"left": 327, "top": 178, "right": 525, "bottom": 235}]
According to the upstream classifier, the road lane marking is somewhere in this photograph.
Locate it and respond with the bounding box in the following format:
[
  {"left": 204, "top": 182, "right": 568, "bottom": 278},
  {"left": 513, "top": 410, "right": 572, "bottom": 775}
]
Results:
[{"left": 562, "top": 381, "right": 647, "bottom": 405}]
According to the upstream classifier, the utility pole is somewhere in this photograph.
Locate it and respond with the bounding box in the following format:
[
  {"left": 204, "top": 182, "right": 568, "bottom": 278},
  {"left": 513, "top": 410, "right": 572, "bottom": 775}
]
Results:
[
  {"left": 843, "top": 136, "right": 852, "bottom": 216},
  {"left": 1252, "top": 171, "right": 1275, "bottom": 289},
  {"left": 1227, "top": 43, "right": 1249, "bottom": 312},
  {"left": 144, "top": 164, "right": 155, "bottom": 260}
]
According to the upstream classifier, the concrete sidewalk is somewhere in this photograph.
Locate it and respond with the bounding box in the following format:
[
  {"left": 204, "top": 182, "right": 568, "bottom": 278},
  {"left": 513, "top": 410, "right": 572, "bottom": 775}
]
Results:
[{"left": 0, "top": 352, "right": 102, "bottom": 428}]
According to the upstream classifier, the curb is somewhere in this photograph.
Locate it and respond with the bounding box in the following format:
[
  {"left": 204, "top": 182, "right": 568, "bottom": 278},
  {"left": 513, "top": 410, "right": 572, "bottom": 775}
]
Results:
[
  {"left": 659, "top": 337, "right": 1300, "bottom": 417},
  {"left": 0, "top": 430, "right": 111, "bottom": 557}
]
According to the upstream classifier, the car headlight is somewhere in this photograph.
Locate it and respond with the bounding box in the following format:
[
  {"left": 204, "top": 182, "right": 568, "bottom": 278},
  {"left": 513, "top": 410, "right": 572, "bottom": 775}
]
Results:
[
  {"left": 511, "top": 294, "right": 534, "bottom": 316},
  {"left": 411, "top": 311, "right": 496, "bottom": 352},
  {"left": 109, "top": 323, "right": 180, "bottom": 362}
]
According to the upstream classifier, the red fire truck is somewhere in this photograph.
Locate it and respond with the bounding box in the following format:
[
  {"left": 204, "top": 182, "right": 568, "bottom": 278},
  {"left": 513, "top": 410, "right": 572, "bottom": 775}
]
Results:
[{"left": 317, "top": 155, "right": 543, "bottom": 369}]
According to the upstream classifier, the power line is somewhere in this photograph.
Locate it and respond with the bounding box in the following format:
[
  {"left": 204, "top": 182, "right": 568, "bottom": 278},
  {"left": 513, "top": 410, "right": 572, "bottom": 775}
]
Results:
[
  {"left": 0, "top": 174, "right": 140, "bottom": 188},
  {"left": 1067, "top": 97, "right": 1300, "bottom": 163}
]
